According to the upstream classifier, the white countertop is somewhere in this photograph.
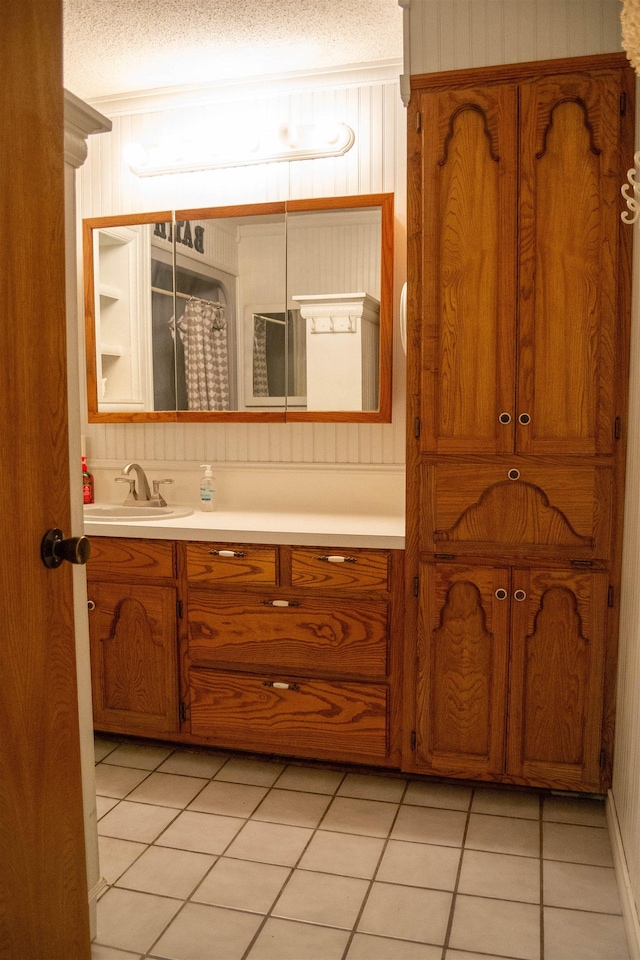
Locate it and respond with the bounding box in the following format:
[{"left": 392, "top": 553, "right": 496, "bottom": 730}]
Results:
[{"left": 83, "top": 508, "right": 406, "bottom": 549}]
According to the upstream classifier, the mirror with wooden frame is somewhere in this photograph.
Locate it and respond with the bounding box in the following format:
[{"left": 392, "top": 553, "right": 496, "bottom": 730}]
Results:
[{"left": 83, "top": 194, "right": 393, "bottom": 423}]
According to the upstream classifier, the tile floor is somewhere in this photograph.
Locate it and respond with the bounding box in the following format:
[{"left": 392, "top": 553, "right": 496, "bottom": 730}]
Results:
[{"left": 91, "top": 738, "right": 630, "bottom": 960}]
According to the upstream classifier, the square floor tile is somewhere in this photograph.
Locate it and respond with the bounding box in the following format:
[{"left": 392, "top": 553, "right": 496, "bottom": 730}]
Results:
[
  {"left": 347, "top": 934, "right": 441, "bottom": 959},
  {"left": 543, "top": 822, "right": 613, "bottom": 866},
  {"left": 403, "top": 781, "right": 472, "bottom": 811},
  {"left": 272, "top": 869, "right": 369, "bottom": 928},
  {"left": 193, "top": 857, "right": 290, "bottom": 913},
  {"left": 214, "top": 757, "right": 285, "bottom": 786},
  {"left": 358, "top": 882, "right": 452, "bottom": 944},
  {"left": 320, "top": 796, "right": 398, "bottom": 838},
  {"left": 98, "top": 801, "right": 180, "bottom": 843},
  {"left": 157, "top": 750, "right": 228, "bottom": 778},
  {"left": 448, "top": 894, "right": 540, "bottom": 960},
  {"left": 273, "top": 765, "right": 345, "bottom": 795},
  {"left": 337, "top": 772, "right": 406, "bottom": 802},
  {"left": 95, "top": 887, "right": 181, "bottom": 954},
  {"left": 465, "top": 813, "right": 540, "bottom": 857},
  {"left": 252, "top": 788, "right": 331, "bottom": 827},
  {"left": 155, "top": 810, "right": 245, "bottom": 855},
  {"left": 95, "top": 764, "right": 150, "bottom": 800},
  {"left": 377, "top": 839, "right": 461, "bottom": 890},
  {"left": 94, "top": 739, "right": 120, "bottom": 763},
  {"left": 188, "top": 779, "right": 267, "bottom": 817},
  {"left": 126, "top": 772, "right": 208, "bottom": 808},
  {"left": 150, "top": 901, "right": 262, "bottom": 960},
  {"left": 116, "top": 844, "right": 215, "bottom": 899},
  {"left": 298, "top": 830, "right": 385, "bottom": 879},
  {"left": 246, "top": 917, "right": 349, "bottom": 960},
  {"left": 471, "top": 788, "right": 540, "bottom": 820},
  {"left": 98, "top": 836, "right": 147, "bottom": 886},
  {"left": 97, "top": 795, "right": 120, "bottom": 819},
  {"left": 544, "top": 906, "right": 629, "bottom": 959},
  {"left": 543, "top": 860, "right": 622, "bottom": 913},
  {"left": 102, "top": 743, "right": 173, "bottom": 770},
  {"left": 458, "top": 849, "right": 540, "bottom": 903},
  {"left": 391, "top": 804, "right": 466, "bottom": 847},
  {"left": 224, "top": 820, "right": 313, "bottom": 866},
  {"left": 543, "top": 795, "right": 607, "bottom": 827}
]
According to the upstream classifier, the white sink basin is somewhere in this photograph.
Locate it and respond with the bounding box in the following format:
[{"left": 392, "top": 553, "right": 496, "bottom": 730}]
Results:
[{"left": 84, "top": 504, "right": 194, "bottom": 522}]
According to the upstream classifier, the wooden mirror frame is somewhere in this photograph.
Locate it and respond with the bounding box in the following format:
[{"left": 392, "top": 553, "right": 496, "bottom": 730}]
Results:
[{"left": 83, "top": 193, "right": 393, "bottom": 423}]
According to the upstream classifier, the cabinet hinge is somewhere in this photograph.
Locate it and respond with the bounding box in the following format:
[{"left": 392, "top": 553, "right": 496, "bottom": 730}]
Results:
[
  {"left": 410, "top": 730, "right": 417, "bottom": 750},
  {"left": 413, "top": 575, "right": 419, "bottom": 597},
  {"left": 608, "top": 585, "right": 615, "bottom": 608},
  {"left": 414, "top": 417, "right": 421, "bottom": 439},
  {"left": 600, "top": 747, "right": 608, "bottom": 769},
  {"left": 615, "top": 416, "right": 622, "bottom": 440},
  {"left": 416, "top": 110, "right": 422, "bottom": 133},
  {"left": 176, "top": 599, "right": 183, "bottom": 619},
  {"left": 179, "top": 701, "right": 186, "bottom": 723},
  {"left": 621, "top": 91, "right": 627, "bottom": 117}
]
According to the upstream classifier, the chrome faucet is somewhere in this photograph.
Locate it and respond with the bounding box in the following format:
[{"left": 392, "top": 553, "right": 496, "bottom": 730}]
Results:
[{"left": 115, "top": 462, "right": 152, "bottom": 504}]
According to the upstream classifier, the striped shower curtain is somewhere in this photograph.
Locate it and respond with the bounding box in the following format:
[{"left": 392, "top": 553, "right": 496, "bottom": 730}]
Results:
[{"left": 173, "top": 298, "right": 230, "bottom": 411}]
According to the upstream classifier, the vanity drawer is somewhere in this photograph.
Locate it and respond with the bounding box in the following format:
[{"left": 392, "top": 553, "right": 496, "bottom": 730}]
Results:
[
  {"left": 87, "top": 537, "right": 175, "bottom": 580},
  {"left": 188, "top": 669, "right": 389, "bottom": 763},
  {"left": 290, "top": 548, "right": 390, "bottom": 590},
  {"left": 186, "top": 543, "right": 277, "bottom": 585},
  {"left": 188, "top": 592, "right": 389, "bottom": 677}
]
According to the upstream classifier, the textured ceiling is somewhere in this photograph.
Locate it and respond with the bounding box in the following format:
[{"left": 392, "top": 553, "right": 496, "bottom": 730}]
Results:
[{"left": 63, "top": 0, "right": 403, "bottom": 101}]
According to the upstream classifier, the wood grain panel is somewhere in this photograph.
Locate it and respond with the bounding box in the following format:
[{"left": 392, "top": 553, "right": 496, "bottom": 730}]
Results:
[
  {"left": 186, "top": 543, "right": 277, "bottom": 584},
  {"left": 290, "top": 548, "right": 389, "bottom": 589},
  {"left": 188, "top": 670, "right": 389, "bottom": 762},
  {"left": 507, "top": 568, "right": 608, "bottom": 790},
  {"left": 419, "top": 83, "right": 517, "bottom": 455},
  {"left": 188, "top": 592, "right": 388, "bottom": 677},
  {"left": 413, "top": 563, "right": 510, "bottom": 778},
  {"left": 518, "top": 71, "right": 621, "bottom": 456},
  {"left": 87, "top": 536, "right": 175, "bottom": 580},
  {"left": 89, "top": 582, "right": 178, "bottom": 735}
]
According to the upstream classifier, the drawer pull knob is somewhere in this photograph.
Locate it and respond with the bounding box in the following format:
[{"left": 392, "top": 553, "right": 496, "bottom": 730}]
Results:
[
  {"left": 316, "top": 555, "right": 357, "bottom": 563},
  {"left": 263, "top": 680, "right": 300, "bottom": 691},
  {"left": 209, "top": 549, "right": 246, "bottom": 558},
  {"left": 263, "top": 600, "right": 300, "bottom": 607}
]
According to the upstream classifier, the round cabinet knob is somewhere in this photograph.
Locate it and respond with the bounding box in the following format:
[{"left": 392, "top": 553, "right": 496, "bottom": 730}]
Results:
[
  {"left": 518, "top": 413, "right": 531, "bottom": 425},
  {"left": 40, "top": 529, "right": 91, "bottom": 569},
  {"left": 513, "top": 589, "right": 527, "bottom": 602},
  {"left": 508, "top": 469, "right": 520, "bottom": 481},
  {"left": 495, "top": 588, "right": 508, "bottom": 600},
  {"left": 499, "top": 412, "right": 512, "bottom": 424},
  {"left": 87, "top": 600, "right": 96, "bottom": 611}
]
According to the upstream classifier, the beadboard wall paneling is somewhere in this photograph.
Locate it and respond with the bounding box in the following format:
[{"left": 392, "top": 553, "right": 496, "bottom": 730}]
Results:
[
  {"left": 408, "top": 0, "right": 622, "bottom": 75},
  {"left": 79, "top": 66, "right": 406, "bottom": 465}
]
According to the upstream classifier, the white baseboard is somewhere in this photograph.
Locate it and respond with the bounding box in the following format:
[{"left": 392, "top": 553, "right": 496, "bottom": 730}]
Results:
[
  {"left": 88, "top": 876, "right": 108, "bottom": 940},
  {"left": 607, "top": 790, "right": 640, "bottom": 960}
]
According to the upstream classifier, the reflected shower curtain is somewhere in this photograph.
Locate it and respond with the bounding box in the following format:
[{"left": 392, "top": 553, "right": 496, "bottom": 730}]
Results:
[
  {"left": 253, "top": 316, "right": 269, "bottom": 397},
  {"left": 173, "top": 298, "right": 230, "bottom": 411}
]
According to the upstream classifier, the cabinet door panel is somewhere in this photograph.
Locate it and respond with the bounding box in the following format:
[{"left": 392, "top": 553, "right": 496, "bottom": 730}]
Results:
[
  {"left": 419, "top": 84, "right": 517, "bottom": 455},
  {"left": 189, "top": 670, "right": 389, "bottom": 764},
  {"left": 412, "top": 563, "right": 510, "bottom": 778},
  {"left": 188, "top": 592, "right": 389, "bottom": 677},
  {"left": 89, "top": 582, "right": 178, "bottom": 735},
  {"left": 518, "top": 72, "right": 622, "bottom": 455},
  {"left": 507, "top": 568, "right": 607, "bottom": 791}
]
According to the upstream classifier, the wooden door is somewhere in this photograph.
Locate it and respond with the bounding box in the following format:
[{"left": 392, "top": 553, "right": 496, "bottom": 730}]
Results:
[
  {"left": 517, "top": 70, "right": 625, "bottom": 456},
  {"left": 411, "top": 563, "right": 510, "bottom": 779},
  {"left": 89, "top": 582, "right": 179, "bottom": 735},
  {"left": 0, "top": 2, "right": 90, "bottom": 956},
  {"left": 507, "top": 568, "right": 608, "bottom": 791},
  {"left": 418, "top": 83, "right": 518, "bottom": 455}
]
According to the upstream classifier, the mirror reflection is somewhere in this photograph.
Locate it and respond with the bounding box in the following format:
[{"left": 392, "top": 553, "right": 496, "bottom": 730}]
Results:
[{"left": 84, "top": 194, "right": 393, "bottom": 422}]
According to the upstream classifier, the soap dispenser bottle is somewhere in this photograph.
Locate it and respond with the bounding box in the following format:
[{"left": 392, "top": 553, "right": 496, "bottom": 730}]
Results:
[{"left": 199, "top": 464, "right": 216, "bottom": 512}]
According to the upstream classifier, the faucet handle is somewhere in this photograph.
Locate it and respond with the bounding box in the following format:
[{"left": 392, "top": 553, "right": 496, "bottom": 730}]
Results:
[
  {"left": 115, "top": 476, "right": 137, "bottom": 504},
  {"left": 151, "top": 479, "right": 174, "bottom": 507}
]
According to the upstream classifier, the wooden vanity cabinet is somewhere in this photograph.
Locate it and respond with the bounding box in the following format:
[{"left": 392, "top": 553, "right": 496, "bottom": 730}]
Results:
[
  {"left": 87, "top": 538, "right": 180, "bottom": 736},
  {"left": 405, "top": 54, "right": 634, "bottom": 792},
  {"left": 183, "top": 543, "right": 403, "bottom": 767}
]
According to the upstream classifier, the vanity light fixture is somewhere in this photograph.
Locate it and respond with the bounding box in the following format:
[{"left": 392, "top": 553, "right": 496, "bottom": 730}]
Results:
[{"left": 123, "top": 120, "right": 355, "bottom": 177}]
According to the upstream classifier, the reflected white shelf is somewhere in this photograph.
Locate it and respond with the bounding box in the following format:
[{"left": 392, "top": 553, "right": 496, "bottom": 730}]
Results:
[
  {"left": 99, "top": 282, "right": 123, "bottom": 301},
  {"left": 100, "top": 342, "right": 123, "bottom": 357}
]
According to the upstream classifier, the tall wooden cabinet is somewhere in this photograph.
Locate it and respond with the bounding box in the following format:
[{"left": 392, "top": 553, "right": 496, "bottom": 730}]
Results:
[{"left": 404, "top": 54, "right": 634, "bottom": 793}]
